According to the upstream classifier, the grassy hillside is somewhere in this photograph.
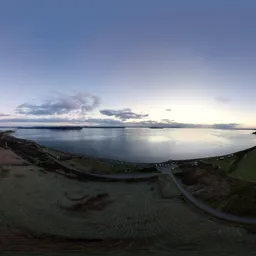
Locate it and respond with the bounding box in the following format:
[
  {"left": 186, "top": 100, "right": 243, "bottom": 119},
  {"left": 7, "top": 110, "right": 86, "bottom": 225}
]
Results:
[{"left": 233, "top": 150, "right": 256, "bottom": 181}]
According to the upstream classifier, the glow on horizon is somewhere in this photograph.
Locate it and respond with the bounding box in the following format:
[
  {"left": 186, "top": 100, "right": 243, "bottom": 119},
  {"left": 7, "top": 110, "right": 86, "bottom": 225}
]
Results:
[{"left": 0, "top": 1, "right": 255, "bottom": 128}]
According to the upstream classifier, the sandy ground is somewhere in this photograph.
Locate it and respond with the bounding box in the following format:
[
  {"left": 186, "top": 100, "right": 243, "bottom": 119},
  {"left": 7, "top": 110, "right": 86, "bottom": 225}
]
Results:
[{"left": 0, "top": 148, "right": 28, "bottom": 165}]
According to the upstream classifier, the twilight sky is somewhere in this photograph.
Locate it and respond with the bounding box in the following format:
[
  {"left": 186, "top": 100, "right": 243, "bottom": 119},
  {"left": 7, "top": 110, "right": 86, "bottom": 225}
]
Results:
[{"left": 0, "top": 0, "right": 255, "bottom": 128}]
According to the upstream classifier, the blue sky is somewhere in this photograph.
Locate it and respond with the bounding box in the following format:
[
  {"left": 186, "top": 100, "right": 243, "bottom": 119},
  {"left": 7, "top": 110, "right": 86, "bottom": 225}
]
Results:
[{"left": 0, "top": 0, "right": 255, "bottom": 128}]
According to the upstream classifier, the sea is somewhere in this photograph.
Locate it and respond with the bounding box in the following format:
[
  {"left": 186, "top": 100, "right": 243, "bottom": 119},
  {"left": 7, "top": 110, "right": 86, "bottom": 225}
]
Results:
[{"left": 8, "top": 128, "right": 256, "bottom": 163}]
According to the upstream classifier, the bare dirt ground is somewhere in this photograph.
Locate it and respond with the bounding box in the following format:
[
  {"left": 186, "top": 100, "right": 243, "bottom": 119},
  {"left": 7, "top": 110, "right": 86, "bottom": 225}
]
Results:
[{"left": 0, "top": 148, "right": 28, "bottom": 166}]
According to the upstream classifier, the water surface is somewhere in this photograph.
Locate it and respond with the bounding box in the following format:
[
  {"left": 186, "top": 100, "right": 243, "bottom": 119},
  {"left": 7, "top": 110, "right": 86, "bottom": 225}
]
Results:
[{"left": 13, "top": 128, "right": 256, "bottom": 163}]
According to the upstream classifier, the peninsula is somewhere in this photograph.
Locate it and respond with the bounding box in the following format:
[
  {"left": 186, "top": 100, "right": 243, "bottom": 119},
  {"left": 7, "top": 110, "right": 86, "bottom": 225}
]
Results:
[{"left": 17, "top": 126, "right": 83, "bottom": 130}]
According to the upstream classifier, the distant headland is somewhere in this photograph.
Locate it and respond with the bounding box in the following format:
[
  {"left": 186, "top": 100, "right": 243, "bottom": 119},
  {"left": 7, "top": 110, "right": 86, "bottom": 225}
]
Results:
[
  {"left": 149, "top": 126, "right": 164, "bottom": 129},
  {"left": 17, "top": 126, "right": 83, "bottom": 130}
]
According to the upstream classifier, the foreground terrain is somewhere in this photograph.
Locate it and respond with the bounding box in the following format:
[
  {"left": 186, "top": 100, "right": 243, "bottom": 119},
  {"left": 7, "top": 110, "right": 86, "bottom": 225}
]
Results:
[
  {"left": 1, "top": 131, "right": 256, "bottom": 253},
  {"left": 174, "top": 146, "right": 256, "bottom": 216}
]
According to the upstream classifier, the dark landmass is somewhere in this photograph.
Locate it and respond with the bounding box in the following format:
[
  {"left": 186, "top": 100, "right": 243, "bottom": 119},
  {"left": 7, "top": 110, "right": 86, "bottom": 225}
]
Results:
[
  {"left": 82, "top": 126, "right": 125, "bottom": 129},
  {"left": 149, "top": 126, "right": 164, "bottom": 129},
  {"left": 252, "top": 131, "right": 256, "bottom": 134},
  {"left": 233, "top": 128, "right": 256, "bottom": 130},
  {"left": 17, "top": 126, "right": 83, "bottom": 130},
  {"left": 0, "top": 126, "right": 255, "bottom": 130}
]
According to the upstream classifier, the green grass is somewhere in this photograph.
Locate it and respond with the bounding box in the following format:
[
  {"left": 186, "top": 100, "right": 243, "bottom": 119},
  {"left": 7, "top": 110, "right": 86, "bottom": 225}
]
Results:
[
  {"left": 65, "top": 158, "right": 155, "bottom": 174},
  {"left": 233, "top": 150, "right": 256, "bottom": 181},
  {"left": 201, "top": 156, "right": 236, "bottom": 173},
  {"left": 44, "top": 147, "right": 156, "bottom": 174},
  {"left": 203, "top": 182, "right": 256, "bottom": 218}
]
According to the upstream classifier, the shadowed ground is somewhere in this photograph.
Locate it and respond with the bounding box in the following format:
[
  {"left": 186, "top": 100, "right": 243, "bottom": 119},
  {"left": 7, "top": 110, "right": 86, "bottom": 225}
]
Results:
[
  {"left": 1, "top": 158, "right": 256, "bottom": 253},
  {"left": 1, "top": 133, "right": 256, "bottom": 253}
]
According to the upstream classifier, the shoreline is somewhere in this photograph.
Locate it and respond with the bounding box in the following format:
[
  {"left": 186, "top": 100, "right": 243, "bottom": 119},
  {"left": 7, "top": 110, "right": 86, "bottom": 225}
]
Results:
[
  {"left": 1, "top": 132, "right": 160, "bottom": 178},
  {"left": 2, "top": 131, "right": 256, "bottom": 210},
  {"left": 2, "top": 129, "right": 256, "bottom": 168},
  {"left": 1, "top": 126, "right": 256, "bottom": 130},
  {"left": 11, "top": 129, "right": 256, "bottom": 165},
  {"left": 1, "top": 130, "right": 256, "bottom": 250}
]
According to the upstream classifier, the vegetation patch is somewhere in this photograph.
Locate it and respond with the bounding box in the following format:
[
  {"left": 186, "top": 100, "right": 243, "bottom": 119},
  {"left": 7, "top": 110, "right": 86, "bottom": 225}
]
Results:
[
  {"left": 64, "top": 157, "right": 157, "bottom": 174},
  {"left": 201, "top": 156, "right": 236, "bottom": 173},
  {"left": 175, "top": 162, "right": 256, "bottom": 218},
  {"left": 0, "top": 167, "right": 10, "bottom": 178},
  {"left": 233, "top": 150, "right": 256, "bottom": 181},
  {"left": 14, "top": 173, "right": 26, "bottom": 178}
]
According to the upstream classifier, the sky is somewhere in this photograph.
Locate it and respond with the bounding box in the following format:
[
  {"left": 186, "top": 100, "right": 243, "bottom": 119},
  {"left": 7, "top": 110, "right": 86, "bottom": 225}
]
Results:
[{"left": 0, "top": 0, "right": 255, "bottom": 128}]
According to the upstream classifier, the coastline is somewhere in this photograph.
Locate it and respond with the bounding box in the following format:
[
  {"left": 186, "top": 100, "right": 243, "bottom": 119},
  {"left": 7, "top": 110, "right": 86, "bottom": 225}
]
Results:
[
  {"left": 1, "top": 130, "right": 256, "bottom": 250},
  {"left": 11, "top": 128, "right": 256, "bottom": 164},
  {"left": 1, "top": 131, "right": 256, "bottom": 210},
  {"left": 2, "top": 129, "right": 256, "bottom": 173},
  {"left": 1, "top": 131, "right": 160, "bottom": 177}
]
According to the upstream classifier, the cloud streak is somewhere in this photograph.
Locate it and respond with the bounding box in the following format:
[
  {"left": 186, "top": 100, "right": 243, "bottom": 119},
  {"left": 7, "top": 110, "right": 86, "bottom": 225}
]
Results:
[
  {"left": 215, "top": 96, "right": 231, "bottom": 103},
  {"left": 161, "top": 119, "right": 174, "bottom": 123},
  {"left": 16, "top": 93, "right": 100, "bottom": 116},
  {"left": 0, "top": 113, "right": 10, "bottom": 117},
  {"left": 100, "top": 108, "right": 149, "bottom": 121},
  {"left": 211, "top": 123, "right": 239, "bottom": 129}
]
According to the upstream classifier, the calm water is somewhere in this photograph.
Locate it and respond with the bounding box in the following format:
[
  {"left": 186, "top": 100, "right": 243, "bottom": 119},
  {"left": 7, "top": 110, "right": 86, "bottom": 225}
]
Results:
[{"left": 11, "top": 128, "right": 256, "bottom": 163}]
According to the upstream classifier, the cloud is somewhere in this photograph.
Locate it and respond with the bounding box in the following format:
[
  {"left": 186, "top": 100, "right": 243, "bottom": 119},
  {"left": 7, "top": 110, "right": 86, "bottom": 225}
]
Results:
[
  {"left": 100, "top": 108, "right": 149, "bottom": 121},
  {"left": 165, "top": 108, "right": 172, "bottom": 111},
  {"left": 16, "top": 93, "right": 100, "bottom": 116},
  {"left": 211, "top": 123, "right": 239, "bottom": 129},
  {"left": 215, "top": 96, "right": 231, "bottom": 103},
  {"left": 161, "top": 119, "right": 174, "bottom": 123},
  {"left": 83, "top": 118, "right": 124, "bottom": 126},
  {"left": 0, "top": 113, "right": 10, "bottom": 117}
]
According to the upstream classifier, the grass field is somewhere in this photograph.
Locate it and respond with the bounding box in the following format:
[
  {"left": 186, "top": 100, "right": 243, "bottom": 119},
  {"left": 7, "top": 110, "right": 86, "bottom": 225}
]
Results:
[
  {"left": 233, "top": 150, "right": 256, "bottom": 181},
  {"left": 200, "top": 150, "right": 256, "bottom": 182},
  {"left": 200, "top": 155, "right": 236, "bottom": 173},
  {"left": 43, "top": 147, "right": 156, "bottom": 174},
  {"left": 64, "top": 157, "right": 156, "bottom": 174}
]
